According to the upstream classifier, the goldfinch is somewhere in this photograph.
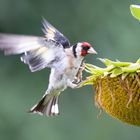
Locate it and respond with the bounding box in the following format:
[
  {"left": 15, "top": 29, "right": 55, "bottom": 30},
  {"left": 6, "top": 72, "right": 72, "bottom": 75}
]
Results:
[{"left": 0, "top": 18, "right": 97, "bottom": 116}]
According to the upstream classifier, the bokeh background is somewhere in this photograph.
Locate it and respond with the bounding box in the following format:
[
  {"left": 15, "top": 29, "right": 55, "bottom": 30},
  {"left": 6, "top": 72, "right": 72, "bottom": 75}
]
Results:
[{"left": 0, "top": 0, "right": 140, "bottom": 140}]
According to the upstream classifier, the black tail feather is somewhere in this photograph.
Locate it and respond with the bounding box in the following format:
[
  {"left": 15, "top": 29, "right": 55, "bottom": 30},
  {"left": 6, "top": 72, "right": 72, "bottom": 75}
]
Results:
[{"left": 29, "top": 94, "right": 59, "bottom": 116}]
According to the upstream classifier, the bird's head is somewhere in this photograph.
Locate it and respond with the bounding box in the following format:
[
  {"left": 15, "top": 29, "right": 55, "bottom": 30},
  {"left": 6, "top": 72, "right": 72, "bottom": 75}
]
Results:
[{"left": 72, "top": 42, "right": 97, "bottom": 58}]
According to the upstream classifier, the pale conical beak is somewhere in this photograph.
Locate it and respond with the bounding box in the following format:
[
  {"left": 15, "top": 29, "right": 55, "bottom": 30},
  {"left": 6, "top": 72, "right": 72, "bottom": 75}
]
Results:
[{"left": 88, "top": 47, "right": 97, "bottom": 54}]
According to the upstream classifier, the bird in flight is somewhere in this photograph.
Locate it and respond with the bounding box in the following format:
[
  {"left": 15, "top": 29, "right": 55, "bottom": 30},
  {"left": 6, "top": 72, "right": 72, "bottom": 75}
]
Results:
[{"left": 0, "top": 18, "right": 97, "bottom": 116}]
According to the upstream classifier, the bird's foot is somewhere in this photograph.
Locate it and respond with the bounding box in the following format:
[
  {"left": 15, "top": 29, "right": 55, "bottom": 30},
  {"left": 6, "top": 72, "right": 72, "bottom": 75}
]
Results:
[{"left": 67, "top": 80, "right": 80, "bottom": 89}]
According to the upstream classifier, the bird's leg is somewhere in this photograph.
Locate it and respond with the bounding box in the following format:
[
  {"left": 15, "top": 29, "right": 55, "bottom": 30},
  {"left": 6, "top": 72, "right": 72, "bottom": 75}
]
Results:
[
  {"left": 68, "top": 62, "right": 86, "bottom": 89},
  {"left": 67, "top": 79, "right": 78, "bottom": 89},
  {"left": 74, "top": 61, "right": 86, "bottom": 84}
]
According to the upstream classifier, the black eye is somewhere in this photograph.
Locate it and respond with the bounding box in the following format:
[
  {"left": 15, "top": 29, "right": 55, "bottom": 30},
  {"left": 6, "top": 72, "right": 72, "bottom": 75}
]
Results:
[{"left": 83, "top": 46, "right": 90, "bottom": 51}]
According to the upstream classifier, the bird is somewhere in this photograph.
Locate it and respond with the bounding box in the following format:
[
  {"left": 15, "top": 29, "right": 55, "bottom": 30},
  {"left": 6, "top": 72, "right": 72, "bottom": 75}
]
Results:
[{"left": 0, "top": 18, "right": 97, "bottom": 116}]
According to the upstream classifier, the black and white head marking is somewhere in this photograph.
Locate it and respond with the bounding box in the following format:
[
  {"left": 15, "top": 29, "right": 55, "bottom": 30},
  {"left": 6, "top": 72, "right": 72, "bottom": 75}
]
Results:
[{"left": 72, "top": 43, "right": 83, "bottom": 58}]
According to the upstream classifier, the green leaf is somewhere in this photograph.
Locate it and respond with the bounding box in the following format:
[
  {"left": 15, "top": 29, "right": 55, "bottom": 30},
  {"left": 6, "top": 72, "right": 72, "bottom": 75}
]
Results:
[
  {"left": 122, "top": 63, "right": 140, "bottom": 73},
  {"left": 110, "top": 67, "right": 122, "bottom": 77},
  {"left": 130, "top": 5, "right": 140, "bottom": 21},
  {"left": 98, "top": 58, "right": 131, "bottom": 67},
  {"left": 98, "top": 58, "right": 112, "bottom": 66},
  {"left": 136, "top": 58, "right": 140, "bottom": 64},
  {"left": 80, "top": 58, "right": 140, "bottom": 88}
]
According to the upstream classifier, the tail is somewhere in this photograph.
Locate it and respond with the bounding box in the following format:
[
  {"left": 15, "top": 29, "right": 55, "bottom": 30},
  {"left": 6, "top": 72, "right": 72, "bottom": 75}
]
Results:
[{"left": 29, "top": 94, "right": 59, "bottom": 117}]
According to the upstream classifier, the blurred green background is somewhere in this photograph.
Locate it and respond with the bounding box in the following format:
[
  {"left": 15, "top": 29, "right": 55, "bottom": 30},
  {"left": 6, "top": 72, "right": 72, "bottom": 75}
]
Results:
[{"left": 0, "top": 0, "right": 140, "bottom": 140}]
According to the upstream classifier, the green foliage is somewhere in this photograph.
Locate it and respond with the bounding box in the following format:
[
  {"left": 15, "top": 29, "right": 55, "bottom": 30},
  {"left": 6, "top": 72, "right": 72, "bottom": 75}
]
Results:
[
  {"left": 81, "top": 58, "right": 140, "bottom": 86},
  {"left": 130, "top": 5, "right": 140, "bottom": 21}
]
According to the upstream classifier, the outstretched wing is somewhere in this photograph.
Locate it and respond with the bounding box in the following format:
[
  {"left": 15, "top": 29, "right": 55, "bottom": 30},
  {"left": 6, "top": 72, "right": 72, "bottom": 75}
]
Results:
[
  {"left": 42, "top": 18, "right": 70, "bottom": 48},
  {"left": 0, "top": 33, "right": 43, "bottom": 55},
  {"left": 0, "top": 33, "right": 66, "bottom": 72},
  {"left": 21, "top": 40, "right": 66, "bottom": 72}
]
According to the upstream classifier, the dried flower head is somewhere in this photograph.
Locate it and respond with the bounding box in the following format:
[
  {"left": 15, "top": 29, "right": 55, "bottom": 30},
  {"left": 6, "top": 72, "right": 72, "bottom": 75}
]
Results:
[{"left": 80, "top": 58, "right": 140, "bottom": 126}]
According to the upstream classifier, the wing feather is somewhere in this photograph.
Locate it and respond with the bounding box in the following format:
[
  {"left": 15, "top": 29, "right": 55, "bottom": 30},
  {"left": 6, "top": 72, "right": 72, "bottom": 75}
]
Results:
[
  {"left": 0, "top": 33, "right": 45, "bottom": 55},
  {"left": 0, "top": 18, "right": 69, "bottom": 72},
  {"left": 21, "top": 40, "right": 66, "bottom": 72},
  {"left": 42, "top": 18, "right": 70, "bottom": 48}
]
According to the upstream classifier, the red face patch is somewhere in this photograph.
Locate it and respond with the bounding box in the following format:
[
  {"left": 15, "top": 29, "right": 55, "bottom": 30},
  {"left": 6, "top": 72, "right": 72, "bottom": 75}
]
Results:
[
  {"left": 81, "top": 49, "right": 88, "bottom": 56},
  {"left": 81, "top": 42, "right": 91, "bottom": 48},
  {"left": 81, "top": 42, "right": 92, "bottom": 56}
]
